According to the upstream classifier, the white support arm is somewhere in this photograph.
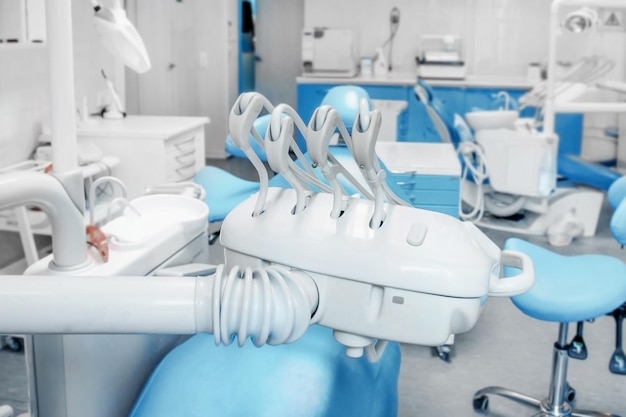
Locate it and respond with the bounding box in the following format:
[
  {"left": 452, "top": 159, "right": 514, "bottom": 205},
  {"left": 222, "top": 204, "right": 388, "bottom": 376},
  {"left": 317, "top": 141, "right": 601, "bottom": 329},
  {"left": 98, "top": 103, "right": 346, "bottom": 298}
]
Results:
[
  {"left": 0, "top": 266, "right": 319, "bottom": 347},
  {"left": 0, "top": 172, "right": 87, "bottom": 270}
]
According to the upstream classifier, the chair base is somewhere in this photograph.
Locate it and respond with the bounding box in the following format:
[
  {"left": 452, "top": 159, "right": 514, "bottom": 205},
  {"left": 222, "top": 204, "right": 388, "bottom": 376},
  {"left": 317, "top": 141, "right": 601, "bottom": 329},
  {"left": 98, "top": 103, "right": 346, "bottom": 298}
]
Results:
[{"left": 473, "top": 386, "right": 621, "bottom": 417}]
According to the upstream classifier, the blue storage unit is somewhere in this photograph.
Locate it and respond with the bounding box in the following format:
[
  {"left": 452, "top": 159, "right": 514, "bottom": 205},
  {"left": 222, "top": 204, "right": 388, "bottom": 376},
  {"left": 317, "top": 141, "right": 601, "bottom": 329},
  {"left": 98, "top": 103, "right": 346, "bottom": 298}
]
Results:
[
  {"left": 297, "top": 77, "right": 585, "bottom": 159},
  {"left": 376, "top": 142, "right": 462, "bottom": 218}
]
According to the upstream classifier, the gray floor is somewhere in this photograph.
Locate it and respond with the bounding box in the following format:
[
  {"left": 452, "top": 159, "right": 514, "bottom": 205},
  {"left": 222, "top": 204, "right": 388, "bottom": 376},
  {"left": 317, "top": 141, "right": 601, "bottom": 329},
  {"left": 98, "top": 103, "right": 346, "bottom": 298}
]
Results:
[{"left": 1, "top": 157, "right": 625, "bottom": 416}]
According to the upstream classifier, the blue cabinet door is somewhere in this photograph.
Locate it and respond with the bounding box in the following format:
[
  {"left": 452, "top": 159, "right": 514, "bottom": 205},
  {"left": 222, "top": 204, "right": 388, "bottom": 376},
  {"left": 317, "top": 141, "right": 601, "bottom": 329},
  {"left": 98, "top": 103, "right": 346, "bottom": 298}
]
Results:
[{"left": 298, "top": 83, "right": 582, "bottom": 156}]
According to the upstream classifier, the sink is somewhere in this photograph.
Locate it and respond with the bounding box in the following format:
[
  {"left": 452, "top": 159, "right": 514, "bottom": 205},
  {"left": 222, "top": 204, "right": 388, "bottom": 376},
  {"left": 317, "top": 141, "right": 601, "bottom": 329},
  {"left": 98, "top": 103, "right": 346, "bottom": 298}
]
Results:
[{"left": 465, "top": 110, "right": 518, "bottom": 130}]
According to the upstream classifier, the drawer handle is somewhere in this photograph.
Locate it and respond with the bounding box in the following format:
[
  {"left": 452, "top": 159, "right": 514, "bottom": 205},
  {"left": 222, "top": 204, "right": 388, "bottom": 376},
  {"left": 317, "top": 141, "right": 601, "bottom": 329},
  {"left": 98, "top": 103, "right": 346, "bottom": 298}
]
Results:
[
  {"left": 173, "top": 136, "right": 196, "bottom": 151},
  {"left": 175, "top": 160, "right": 196, "bottom": 172},
  {"left": 175, "top": 164, "right": 196, "bottom": 180},
  {"left": 175, "top": 149, "right": 196, "bottom": 161}
]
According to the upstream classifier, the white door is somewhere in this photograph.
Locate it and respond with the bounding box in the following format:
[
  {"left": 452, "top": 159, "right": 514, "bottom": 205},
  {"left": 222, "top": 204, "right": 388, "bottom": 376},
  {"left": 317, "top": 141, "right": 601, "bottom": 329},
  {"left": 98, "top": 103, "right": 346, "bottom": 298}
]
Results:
[
  {"left": 254, "top": 0, "right": 304, "bottom": 107},
  {"left": 126, "top": 0, "right": 236, "bottom": 158}
]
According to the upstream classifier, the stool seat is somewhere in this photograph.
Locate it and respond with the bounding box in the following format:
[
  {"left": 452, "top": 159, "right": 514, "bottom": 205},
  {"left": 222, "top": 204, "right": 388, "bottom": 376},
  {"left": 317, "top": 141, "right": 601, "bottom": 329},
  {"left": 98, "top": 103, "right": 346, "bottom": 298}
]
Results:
[
  {"left": 505, "top": 238, "right": 626, "bottom": 323},
  {"left": 194, "top": 166, "right": 260, "bottom": 223}
]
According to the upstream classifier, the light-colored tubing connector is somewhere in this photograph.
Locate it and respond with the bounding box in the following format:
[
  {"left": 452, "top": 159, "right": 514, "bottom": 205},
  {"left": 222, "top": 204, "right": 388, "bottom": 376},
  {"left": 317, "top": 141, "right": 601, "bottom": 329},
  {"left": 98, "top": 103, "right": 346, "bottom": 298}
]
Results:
[
  {"left": 0, "top": 266, "right": 319, "bottom": 343},
  {"left": 0, "top": 171, "right": 87, "bottom": 270}
]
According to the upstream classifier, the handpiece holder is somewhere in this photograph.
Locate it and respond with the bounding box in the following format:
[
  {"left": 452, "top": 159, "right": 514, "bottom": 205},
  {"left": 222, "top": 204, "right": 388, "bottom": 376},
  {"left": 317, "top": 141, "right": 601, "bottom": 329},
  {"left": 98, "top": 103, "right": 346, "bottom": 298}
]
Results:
[{"left": 0, "top": 94, "right": 536, "bottom": 363}]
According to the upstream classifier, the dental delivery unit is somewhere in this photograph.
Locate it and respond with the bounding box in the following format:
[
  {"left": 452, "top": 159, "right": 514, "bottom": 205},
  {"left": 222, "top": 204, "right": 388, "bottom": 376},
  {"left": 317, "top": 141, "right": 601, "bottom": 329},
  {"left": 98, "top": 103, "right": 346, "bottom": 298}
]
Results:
[{"left": 0, "top": 90, "right": 534, "bottom": 416}]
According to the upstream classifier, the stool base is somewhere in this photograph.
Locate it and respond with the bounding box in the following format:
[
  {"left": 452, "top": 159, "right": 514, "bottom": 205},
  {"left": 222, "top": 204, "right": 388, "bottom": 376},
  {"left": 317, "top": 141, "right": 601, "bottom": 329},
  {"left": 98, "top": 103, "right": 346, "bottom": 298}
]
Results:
[
  {"left": 473, "top": 324, "right": 621, "bottom": 417},
  {"left": 472, "top": 386, "right": 620, "bottom": 417}
]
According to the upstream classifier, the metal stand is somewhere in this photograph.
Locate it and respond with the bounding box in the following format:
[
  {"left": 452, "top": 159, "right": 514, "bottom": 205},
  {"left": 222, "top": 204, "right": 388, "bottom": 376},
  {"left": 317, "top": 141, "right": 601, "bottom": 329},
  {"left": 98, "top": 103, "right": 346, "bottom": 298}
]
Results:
[{"left": 472, "top": 323, "right": 621, "bottom": 417}]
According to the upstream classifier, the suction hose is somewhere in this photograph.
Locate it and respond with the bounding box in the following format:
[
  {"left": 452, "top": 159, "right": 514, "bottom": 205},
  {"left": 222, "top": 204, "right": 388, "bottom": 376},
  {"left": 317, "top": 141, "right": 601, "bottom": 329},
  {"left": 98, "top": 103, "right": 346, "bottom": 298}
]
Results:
[
  {"left": 484, "top": 193, "right": 528, "bottom": 218},
  {"left": 0, "top": 265, "right": 319, "bottom": 347},
  {"left": 211, "top": 264, "right": 318, "bottom": 347}
]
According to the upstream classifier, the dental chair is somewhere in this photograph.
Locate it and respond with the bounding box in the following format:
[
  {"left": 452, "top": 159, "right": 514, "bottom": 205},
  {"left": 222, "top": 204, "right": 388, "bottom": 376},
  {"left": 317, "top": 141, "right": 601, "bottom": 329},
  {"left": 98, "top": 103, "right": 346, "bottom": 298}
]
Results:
[
  {"left": 128, "top": 86, "right": 535, "bottom": 417},
  {"left": 414, "top": 78, "right": 622, "bottom": 246},
  {"left": 154, "top": 87, "right": 406, "bottom": 417},
  {"left": 129, "top": 325, "right": 401, "bottom": 417},
  {"left": 471, "top": 177, "right": 626, "bottom": 417}
]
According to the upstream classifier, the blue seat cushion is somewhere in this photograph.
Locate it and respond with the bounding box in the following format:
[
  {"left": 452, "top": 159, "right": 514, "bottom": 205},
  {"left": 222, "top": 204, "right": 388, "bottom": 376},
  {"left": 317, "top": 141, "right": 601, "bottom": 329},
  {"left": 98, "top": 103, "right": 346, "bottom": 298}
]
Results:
[
  {"left": 194, "top": 166, "right": 260, "bottom": 223},
  {"left": 608, "top": 175, "right": 626, "bottom": 210},
  {"left": 128, "top": 325, "right": 401, "bottom": 417},
  {"left": 611, "top": 198, "right": 626, "bottom": 246},
  {"left": 505, "top": 238, "right": 626, "bottom": 323}
]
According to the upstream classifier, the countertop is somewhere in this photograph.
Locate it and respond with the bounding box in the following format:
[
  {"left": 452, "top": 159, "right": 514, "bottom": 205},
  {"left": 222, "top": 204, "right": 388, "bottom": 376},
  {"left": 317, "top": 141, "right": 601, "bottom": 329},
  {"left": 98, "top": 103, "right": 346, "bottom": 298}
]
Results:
[
  {"left": 76, "top": 115, "right": 210, "bottom": 140},
  {"left": 297, "top": 72, "right": 533, "bottom": 90},
  {"left": 375, "top": 142, "right": 461, "bottom": 176}
]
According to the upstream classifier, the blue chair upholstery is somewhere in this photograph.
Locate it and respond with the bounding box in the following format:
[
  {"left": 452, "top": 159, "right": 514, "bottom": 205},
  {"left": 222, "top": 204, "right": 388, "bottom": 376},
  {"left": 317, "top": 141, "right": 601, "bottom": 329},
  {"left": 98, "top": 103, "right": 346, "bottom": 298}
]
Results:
[
  {"left": 321, "top": 85, "right": 371, "bottom": 132},
  {"left": 608, "top": 176, "right": 626, "bottom": 210},
  {"left": 129, "top": 325, "right": 401, "bottom": 417},
  {"left": 557, "top": 154, "right": 621, "bottom": 192},
  {"left": 505, "top": 238, "right": 626, "bottom": 323},
  {"left": 415, "top": 77, "right": 624, "bottom": 193},
  {"left": 194, "top": 166, "right": 261, "bottom": 223}
]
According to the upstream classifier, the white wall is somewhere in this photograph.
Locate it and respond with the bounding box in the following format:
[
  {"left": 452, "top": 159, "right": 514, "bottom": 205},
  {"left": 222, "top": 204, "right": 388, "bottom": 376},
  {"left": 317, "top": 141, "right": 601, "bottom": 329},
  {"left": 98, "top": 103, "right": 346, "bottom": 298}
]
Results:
[
  {"left": 0, "top": 0, "right": 121, "bottom": 169},
  {"left": 0, "top": 47, "right": 48, "bottom": 168},
  {"left": 304, "top": 0, "right": 555, "bottom": 78},
  {"left": 126, "top": 0, "right": 236, "bottom": 159}
]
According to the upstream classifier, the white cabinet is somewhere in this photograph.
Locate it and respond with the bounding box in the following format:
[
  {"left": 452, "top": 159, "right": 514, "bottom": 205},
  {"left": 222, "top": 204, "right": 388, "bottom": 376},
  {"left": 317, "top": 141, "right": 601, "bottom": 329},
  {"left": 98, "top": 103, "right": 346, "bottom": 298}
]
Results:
[
  {"left": 0, "top": 0, "right": 46, "bottom": 46},
  {"left": 77, "top": 115, "right": 209, "bottom": 198}
]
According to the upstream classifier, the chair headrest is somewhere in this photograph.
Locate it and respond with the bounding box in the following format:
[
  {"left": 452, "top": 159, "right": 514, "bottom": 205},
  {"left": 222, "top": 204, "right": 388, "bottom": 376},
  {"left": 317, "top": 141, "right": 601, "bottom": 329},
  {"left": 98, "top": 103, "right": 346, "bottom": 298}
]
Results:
[
  {"left": 608, "top": 176, "right": 626, "bottom": 210},
  {"left": 321, "top": 86, "right": 372, "bottom": 132},
  {"left": 611, "top": 197, "right": 626, "bottom": 246}
]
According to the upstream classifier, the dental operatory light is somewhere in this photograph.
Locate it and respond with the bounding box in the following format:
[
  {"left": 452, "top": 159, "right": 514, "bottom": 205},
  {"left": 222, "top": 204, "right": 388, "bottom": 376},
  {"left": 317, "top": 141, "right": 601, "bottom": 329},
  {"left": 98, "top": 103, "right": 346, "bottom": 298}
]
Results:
[
  {"left": 90, "top": 0, "right": 151, "bottom": 73},
  {"left": 563, "top": 7, "right": 598, "bottom": 33}
]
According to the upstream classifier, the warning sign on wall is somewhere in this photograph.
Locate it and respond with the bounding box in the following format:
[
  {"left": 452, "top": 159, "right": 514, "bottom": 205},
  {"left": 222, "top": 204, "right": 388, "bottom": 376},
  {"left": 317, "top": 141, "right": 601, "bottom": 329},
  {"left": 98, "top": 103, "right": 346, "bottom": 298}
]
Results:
[{"left": 602, "top": 9, "right": 625, "bottom": 32}]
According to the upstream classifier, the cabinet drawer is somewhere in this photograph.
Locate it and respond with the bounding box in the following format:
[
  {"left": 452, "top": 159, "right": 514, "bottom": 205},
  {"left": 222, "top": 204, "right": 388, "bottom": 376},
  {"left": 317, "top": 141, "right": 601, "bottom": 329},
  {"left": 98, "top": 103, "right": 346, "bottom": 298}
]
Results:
[
  {"left": 401, "top": 189, "right": 460, "bottom": 206},
  {"left": 164, "top": 131, "right": 200, "bottom": 181},
  {"left": 165, "top": 132, "right": 197, "bottom": 156},
  {"left": 391, "top": 173, "right": 460, "bottom": 191}
]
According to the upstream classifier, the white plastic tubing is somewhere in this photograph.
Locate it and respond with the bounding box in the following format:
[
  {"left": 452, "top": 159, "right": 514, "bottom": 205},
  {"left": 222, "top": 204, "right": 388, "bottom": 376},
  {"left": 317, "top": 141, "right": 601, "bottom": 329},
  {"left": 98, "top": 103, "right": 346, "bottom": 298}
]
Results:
[
  {"left": 0, "top": 172, "right": 87, "bottom": 270},
  {"left": 0, "top": 266, "right": 318, "bottom": 344},
  {"left": 46, "top": 0, "right": 79, "bottom": 174}
]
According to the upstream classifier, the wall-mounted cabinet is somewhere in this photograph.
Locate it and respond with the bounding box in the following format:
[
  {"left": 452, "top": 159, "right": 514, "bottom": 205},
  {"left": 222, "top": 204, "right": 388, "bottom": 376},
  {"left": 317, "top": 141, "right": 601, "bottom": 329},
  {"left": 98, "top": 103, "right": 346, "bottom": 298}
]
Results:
[{"left": 0, "top": 0, "right": 46, "bottom": 46}]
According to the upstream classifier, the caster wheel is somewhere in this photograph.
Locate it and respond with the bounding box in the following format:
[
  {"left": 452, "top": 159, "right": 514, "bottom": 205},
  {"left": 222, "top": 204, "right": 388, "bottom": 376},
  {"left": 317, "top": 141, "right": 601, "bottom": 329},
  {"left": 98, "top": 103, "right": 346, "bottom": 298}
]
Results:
[
  {"left": 3, "top": 336, "right": 23, "bottom": 353},
  {"left": 473, "top": 395, "right": 489, "bottom": 413},
  {"left": 430, "top": 346, "right": 451, "bottom": 363},
  {"left": 565, "top": 385, "right": 576, "bottom": 403}
]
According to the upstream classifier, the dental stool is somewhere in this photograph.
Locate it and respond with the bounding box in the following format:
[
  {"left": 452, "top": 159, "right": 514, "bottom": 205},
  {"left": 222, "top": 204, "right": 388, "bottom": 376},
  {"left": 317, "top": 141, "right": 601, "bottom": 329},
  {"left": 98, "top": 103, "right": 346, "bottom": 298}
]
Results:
[
  {"left": 473, "top": 237, "right": 626, "bottom": 417},
  {"left": 129, "top": 325, "right": 401, "bottom": 417}
]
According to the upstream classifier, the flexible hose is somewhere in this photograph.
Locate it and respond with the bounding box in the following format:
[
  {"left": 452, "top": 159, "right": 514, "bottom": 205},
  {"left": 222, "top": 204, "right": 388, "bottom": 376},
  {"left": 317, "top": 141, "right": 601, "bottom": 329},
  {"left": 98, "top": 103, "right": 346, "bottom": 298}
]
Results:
[
  {"left": 211, "top": 264, "right": 318, "bottom": 347},
  {"left": 457, "top": 142, "right": 489, "bottom": 222},
  {"left": 484, "top": 193, "right": 529, "bottom": 218}
]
